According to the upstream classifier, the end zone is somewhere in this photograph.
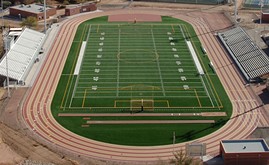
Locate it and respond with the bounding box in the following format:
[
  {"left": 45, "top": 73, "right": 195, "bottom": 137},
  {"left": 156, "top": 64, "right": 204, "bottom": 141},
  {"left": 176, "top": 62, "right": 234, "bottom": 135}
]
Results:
[{"left": 108, "top": 14, "right": 162, "bottom": 22}]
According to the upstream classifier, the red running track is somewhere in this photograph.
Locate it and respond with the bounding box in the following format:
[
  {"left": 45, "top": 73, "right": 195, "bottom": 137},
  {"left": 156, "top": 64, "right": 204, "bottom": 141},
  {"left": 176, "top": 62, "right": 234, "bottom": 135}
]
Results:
[{"left": 21, "top": 9, "right": 269, "bottom": 163}]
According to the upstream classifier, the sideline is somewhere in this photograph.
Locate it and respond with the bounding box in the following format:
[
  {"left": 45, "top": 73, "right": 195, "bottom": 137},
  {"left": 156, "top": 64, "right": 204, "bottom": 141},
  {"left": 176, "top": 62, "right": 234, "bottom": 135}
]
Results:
[{"left": 74, "top": 42, "right": 87, "bottom": 75}]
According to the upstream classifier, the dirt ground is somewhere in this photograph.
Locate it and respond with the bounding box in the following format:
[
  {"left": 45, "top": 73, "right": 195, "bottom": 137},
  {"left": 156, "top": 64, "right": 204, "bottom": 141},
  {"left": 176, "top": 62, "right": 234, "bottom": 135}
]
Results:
[
  {"left": 0, "top": 0, "right": 268, "bottom": 164},
  {"left": 0, "top": 138, "right": 23, "bottom": 164},
  {"left": 0, "top": 90, "right": 24, "bottom": 165}
]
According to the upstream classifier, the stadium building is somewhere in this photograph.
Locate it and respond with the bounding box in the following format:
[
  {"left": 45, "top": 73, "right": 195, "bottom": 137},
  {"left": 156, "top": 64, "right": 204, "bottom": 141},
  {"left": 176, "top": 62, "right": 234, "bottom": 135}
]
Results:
[
  {"left": 65, "top": 2, "right": 97, "bottom": 16},
  {"left": 9, "top": 4, "right": 56, "bottom": 20},
  {"left": 0, "top": 27, "right": 45, "bottom": 85},
  {"left": 220, "top": 139, "right": 269, "bottom": 165},
  {"left": 218, "top": 27, "right": 269, "bottom": 82},
  {"left": 262, "top": 9, "right": 269, "bottom": 23}
]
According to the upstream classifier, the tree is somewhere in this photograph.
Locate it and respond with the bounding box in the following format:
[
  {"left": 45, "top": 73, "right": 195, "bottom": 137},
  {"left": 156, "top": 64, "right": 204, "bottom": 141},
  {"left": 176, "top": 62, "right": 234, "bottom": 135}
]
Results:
[
  {"left": 21, "top": 16, "right": 38, "bottom": 28},
  {"left": 3, "top": 1, "right": 12, "bottom": 9},
  {"left": 23, "top": 0, "right": 34, "bottom": 4},
  {"left": 63, "top": 0, "right": 69, "bottom": 5},
  {"left": 170, "top": 149, "right": 202, "bottom": 165}
]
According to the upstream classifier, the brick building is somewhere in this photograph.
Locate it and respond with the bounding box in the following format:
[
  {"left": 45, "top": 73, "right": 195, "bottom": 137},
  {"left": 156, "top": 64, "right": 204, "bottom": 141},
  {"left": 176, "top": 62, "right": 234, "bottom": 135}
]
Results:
[
  {"left": 262, "top": 9, "right": 269, "bottom": 23},
  {"left": 9, "top": 4, "right": 56, "bottom": 20},
  {"left": 65, "top": 2, "right": 97, "bottom": 16},
  {"left": 220, "top": 139, "right": 269, "bottom": 165}
]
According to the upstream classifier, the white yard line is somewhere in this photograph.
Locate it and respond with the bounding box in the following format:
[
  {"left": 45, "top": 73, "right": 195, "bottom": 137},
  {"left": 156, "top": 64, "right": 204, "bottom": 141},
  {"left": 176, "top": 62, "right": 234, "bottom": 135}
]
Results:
[
  {"left": 203, "top": 74, "right": 220, "bottom": 108},
  {"left": 116, "top": 27, "right": 121, "bottom": 97},
  {"left": 200, "top": 75, "right": 214, "bottom": 107},
  {"left": 151, "top": 28, "right": 165, "bottom": 96},
  {"left": 63, "top": 75, "right": 76, "bottom": 110},
  {"left": 76, "top": 95, "right": 207, "bottom": 99}
]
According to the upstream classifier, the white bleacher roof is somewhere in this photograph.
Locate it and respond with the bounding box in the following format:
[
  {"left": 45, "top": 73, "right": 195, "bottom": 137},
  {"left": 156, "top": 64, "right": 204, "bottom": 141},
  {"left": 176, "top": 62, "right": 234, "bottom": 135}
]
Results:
[
  {"left": 218, "top": 27, "right": 269, "bottom": 80},
  {"left": 10, "top": 4, "right": 53, "bottom": 14},
  {"left": 9, "top": 28, "right": 23, "bottom": 31},
  {"left": 9, "top": 31, "right": 22, "bottom": 36},
  {"left": 222, "top": 139, "right": 269, "bottom": 153},
  {"left": 0, "top": 28, "right": 45, "bottom": 82}
]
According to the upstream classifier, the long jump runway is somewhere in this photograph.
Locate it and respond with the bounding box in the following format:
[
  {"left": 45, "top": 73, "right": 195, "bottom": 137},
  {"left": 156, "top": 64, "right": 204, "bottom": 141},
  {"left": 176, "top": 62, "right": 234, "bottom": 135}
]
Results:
[{"left": 22, "top": 9, "right": 269, "bottom": 163}]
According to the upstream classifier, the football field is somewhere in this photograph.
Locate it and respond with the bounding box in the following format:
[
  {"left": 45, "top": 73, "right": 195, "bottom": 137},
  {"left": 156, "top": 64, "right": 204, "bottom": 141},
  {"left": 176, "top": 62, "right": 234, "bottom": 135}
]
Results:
[
  {"left": 61, "top": 24, "right": 221, "bottom": 112},
  {"left": 52, "top": 16, "right": 231, "bottom": 145}
]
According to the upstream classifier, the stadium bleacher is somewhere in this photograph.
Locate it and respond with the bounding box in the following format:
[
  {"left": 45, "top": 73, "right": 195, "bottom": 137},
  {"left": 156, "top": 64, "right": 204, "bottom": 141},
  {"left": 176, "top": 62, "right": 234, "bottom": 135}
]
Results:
[
  {"left": 0, "top": 28, "right": 45, "bottom": 84},
  {"left": 218, "top": 26, "right": 269, "bottom": 81},
  {"left": 244, "top": 0, "right": 269, "bottom": 9}
]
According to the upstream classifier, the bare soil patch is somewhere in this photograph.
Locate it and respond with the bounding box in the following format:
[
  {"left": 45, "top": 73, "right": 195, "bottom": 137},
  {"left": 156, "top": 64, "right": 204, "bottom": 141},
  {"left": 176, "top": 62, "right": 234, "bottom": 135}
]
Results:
[{"left": 0, "top": 135, "right": 24, "bottom": 165}]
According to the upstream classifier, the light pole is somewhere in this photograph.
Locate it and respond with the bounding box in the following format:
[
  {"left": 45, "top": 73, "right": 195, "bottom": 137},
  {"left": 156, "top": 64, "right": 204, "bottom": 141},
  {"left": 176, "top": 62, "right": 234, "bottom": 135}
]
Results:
[
  {"left": 234, "top": 0, "right": 238, "bottom": 24},
  {"left": 4, "top": 38, "right": 10, "bottom": 98},
  {"left": 1, "top": 1, "right": 10, "bottom": 98},
  {"left": 255, "top": 30, "right": 258, "bottom": 45},
  {"left": 173, "top": 131, "right": 175, "bottom": 152},
  {"left": 44, "top": 0, "right": 46, "bottom": 34},
  {"left": 259, "top": 0, "right": 264, "bottom": 24},
  {"left": 1, "top": 0, "right": 3, "bottom": 28}
]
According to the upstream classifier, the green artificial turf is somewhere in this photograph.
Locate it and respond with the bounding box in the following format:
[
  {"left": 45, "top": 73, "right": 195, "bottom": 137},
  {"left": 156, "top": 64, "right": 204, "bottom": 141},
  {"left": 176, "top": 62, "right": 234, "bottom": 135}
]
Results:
[{"left": 51, "top": 16, "right": 232, "bottom": 146}]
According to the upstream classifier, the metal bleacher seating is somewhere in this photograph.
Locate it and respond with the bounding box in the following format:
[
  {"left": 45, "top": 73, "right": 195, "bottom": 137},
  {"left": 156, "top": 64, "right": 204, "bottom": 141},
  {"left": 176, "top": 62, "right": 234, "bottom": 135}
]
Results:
[
  {"left": 218, "top": 26, "right": 269, "bottom": 81},
  {"left": 0, "top": 28, "right": 45, "bottom": 84}
]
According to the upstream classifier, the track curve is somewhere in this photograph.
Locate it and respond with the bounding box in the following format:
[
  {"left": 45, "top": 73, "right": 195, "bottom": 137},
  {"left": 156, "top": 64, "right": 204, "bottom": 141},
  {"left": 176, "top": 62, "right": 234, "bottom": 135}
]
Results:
[{"left": 21, "top": 9, "right": 269, "bottom": 163}]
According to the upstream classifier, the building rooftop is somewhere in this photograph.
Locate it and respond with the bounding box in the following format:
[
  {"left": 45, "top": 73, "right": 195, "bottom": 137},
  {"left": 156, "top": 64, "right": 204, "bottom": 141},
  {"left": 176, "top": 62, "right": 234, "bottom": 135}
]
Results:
[
  {"left": 222, "top": 139, "right": 269, "bottom": 153},
  {"left": 65, "top": 4, "right": 80, "bottom": 9},
  {"left": 262, "top": 9, "right": 269, "bottom": 14},
  {"left": 66, "top": 1, "right": 95, "bottom": 9},
  {"left": 10, "top": 4, "right": 53, "bottom": 14},
  {"left": 218, "top": 27, "right": 269, "bottom": 80},
  {"left": 0, "top": 28, "right": 45, "bottom": 83}
]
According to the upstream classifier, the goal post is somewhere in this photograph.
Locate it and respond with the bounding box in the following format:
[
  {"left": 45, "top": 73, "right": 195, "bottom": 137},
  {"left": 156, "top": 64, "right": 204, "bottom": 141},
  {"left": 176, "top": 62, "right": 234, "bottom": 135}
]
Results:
[{"left": 130, "top": 99, "right": 154, "bottom": 112}]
